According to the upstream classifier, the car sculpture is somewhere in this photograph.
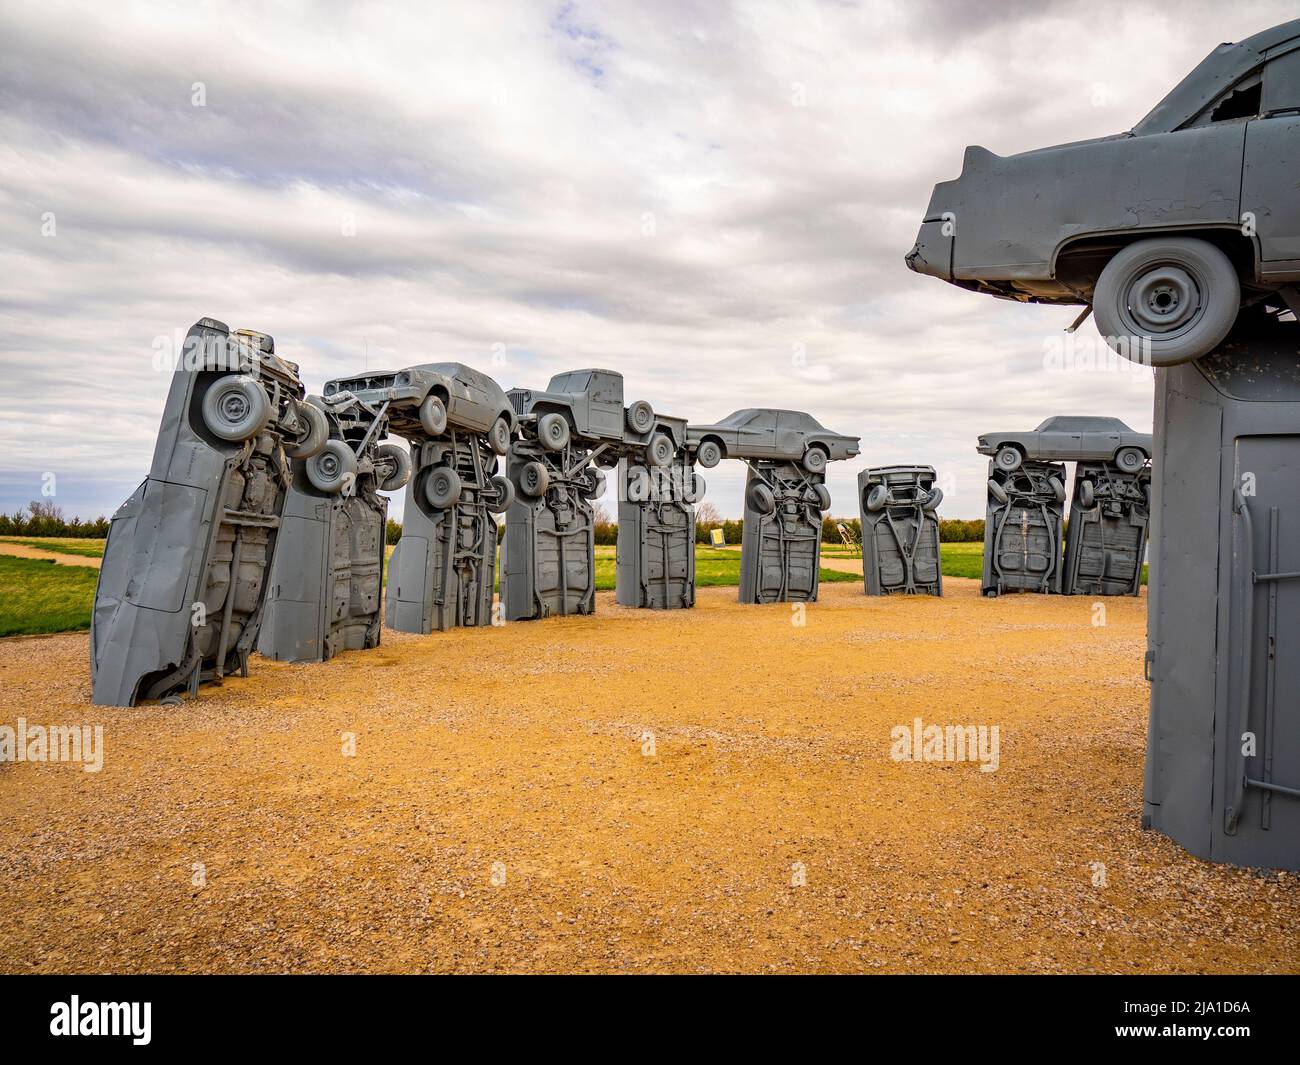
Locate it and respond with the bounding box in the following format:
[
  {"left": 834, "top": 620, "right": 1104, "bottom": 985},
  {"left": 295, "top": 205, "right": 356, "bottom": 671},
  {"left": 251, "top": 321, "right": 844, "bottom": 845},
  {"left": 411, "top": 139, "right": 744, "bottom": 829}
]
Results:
[
  {"left": 977, "top": 416, "right": 1153, "bottom": 473},
  {"left": 323, "top": 362, "right": 516, "bottom": 456},
  {"left": 687, "top": 409, "right": 860, "bottom": 473},
  {"left": 907, "top": 17, "right": 1300, "bottom": 365}
]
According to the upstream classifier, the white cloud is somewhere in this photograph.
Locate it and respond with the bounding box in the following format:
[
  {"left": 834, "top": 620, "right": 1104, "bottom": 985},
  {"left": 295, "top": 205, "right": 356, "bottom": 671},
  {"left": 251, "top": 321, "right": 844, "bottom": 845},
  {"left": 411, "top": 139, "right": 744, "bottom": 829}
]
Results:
[{"left": 0, "top": 0, "right": 1292, "bottom": 519}]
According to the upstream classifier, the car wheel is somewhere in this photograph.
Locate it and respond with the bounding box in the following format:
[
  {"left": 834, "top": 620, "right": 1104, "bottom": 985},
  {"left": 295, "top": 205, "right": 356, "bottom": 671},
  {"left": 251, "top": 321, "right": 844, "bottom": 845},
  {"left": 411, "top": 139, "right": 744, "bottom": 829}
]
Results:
[
  {"left": 202, "top": 374, "right": 271, "bottom": 442},
  {"left": 306, "top": 439, "right": 358, "bottom": 494},
  {"left": 922, "top": 487, "right": 944, "bottom": 513},
  {"left": 696, "top": 439, "right": 723, "bottom": 468},
  {"left": 1114, "top": 446, "right": 1146, "bottom": 474},
  {"left": 626, "top": 400, "right": 654, "bottom": 434},
  {"left": 1093, "top": 237, "right": 1239, "bottom": 366},
  {"left": 485, "top": 474, "right": 515, "bottom": 514},
  {"left": 1049, "top": 475, "right": 1066, "bottom": 502},
  {"left": 1077, "top": 479, "right": 1095, "bottom": 509},
  {"left": 747, "top": 482, "right": 776, "bottom": 515},
  {"left": 645, "top": 433, "right": 674, "bottom": 467},
  {"left": 424, "top": 466, "right": 462, "bottom": 509},
  {"left": 682, "top": 472, "right": 705, "bottom": 503},
  {"left": 518, "top": 460, "right": 550, "bottom": 497},
  {"left": 418, "top": 394, "right": 448, "bottom": 436},
  {"left": 489, "top": 415, "right": 512, "bottom": 456},
  {"left": 987, "top": 479, "right": 1009, "bottom": 505},
  {"left": 538, "top": 412, "right": 570, "bottom": 452},
  {"left": 375, "top": 443, "right": 412, "bottom": 492},
  {"left": 802, "top": 446, "right": 828, "bottom": 474},
  {"left": 994, "top": 446, "right": 1022, "bottom": 472},
  {"left": 866, "top": 484, "right": 888, "bottom": 512},
  {"left": 581, "top": 469, "right": 606, "bottom": 499},
  {"left": 285, "top": 399, "right": 329, "bottom": 459},
  {"left": 811, "top": 484, "right": 832, "bottom": 511}
]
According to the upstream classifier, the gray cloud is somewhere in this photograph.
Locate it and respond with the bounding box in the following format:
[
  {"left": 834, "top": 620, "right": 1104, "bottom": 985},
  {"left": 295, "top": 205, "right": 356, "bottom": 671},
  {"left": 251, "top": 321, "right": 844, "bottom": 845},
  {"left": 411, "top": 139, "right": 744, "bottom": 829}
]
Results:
[{"left": 0, "top": 0, "right": 1293, "bottom": 520}]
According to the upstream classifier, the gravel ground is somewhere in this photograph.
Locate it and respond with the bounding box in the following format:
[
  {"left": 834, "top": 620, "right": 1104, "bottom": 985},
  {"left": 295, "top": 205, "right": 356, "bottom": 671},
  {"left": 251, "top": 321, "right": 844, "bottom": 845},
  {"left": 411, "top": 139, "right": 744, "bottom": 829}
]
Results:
[{"left": 0, "top": 578, "right": 1295, "bottom": 974}]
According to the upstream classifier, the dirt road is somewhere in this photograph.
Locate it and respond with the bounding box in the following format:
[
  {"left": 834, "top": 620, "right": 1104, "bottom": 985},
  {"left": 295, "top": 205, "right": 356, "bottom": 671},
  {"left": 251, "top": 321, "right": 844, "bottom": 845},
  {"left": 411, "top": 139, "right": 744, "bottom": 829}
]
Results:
[{"left": 0, "top": 580, "right": 1295, "bottom": 973}]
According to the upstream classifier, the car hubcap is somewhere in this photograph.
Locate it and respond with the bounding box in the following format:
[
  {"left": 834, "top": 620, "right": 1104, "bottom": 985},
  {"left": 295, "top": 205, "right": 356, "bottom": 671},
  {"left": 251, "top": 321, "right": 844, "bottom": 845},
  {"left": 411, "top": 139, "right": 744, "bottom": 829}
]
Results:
[
  {"left": 1127, "top": 266, "right": 1200, "bottom": 334},
  {"left": 318, "top": 454, "right": 339, "bottom": 477},
  {"left": 220, "top": 392, "right": 249, "bottom": 423}
]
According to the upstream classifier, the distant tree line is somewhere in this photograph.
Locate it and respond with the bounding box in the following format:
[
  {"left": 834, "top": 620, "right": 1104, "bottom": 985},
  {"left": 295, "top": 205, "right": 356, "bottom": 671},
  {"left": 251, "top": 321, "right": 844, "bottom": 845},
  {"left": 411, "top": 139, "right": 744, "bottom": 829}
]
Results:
[
  {"left": 0, "top": 501, "right": 111, "bottom": 538},
  {"left": 383, "top": 512, "right": 988, "bottom": 547}
]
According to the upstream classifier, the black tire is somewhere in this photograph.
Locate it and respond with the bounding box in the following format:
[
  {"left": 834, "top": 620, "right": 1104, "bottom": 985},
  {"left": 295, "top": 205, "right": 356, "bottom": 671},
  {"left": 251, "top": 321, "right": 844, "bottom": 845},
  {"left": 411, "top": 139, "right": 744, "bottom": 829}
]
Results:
[
  {"left": 486, "top": 474, "right": 515, "bottom": 514},
  {"left": 424, "top": 466, "right": 462, "bottom": 509},
  {"left": 994, "top": 446, "right": 1022, "bottom": 472},
  {"left": 645, "top": 433, "right": 674, "bottom": 467},
  {"left": 802, "top": 446, "right": 828, "bottom": 474},
  {"left": 747, "top": 481, "right": 776, "bottom": 515},
  {"left": 518, "top": 460, "right": 549, "bottom": 497},
  {"left": 489, "top": 415, "right": 512, "bottom": 456},
  {"left": 375, "top": 443, "right": 412, "bottom": 492},
  {"left": 1114, "top": 446, "right": 1146, "bottom": 474},
  {"left": 202, "top": 374, "right": 271, "bottom": 442},
  {"left": 285, "top": 399, "right": 329, "bottom": 459},
  {"left": 988, "top": 479, "right": 1009, "bottom": 505},
  {"left": 538, "top": 412, "right": 570, "bottom": 452},
  {"left": 696, "top": 439, "right": 723, "bottom": 468},
  {"left": 922, "top": 487, "right": 944, "bottom": 513},
  {"left": 418, "top": 395, "right": 448, "bottom": 436},
  {"left": 866, "top": 484, "right": 888, "bottom": 512},
  {"left": 626, "top": 400, "right": 654, "bottom": 434},
  {"left": 1077, "top": 479, "right": 1095, "bottom": 509},
  {"left": 1093, "top": 237, "right": 1239, "bottom": 366},
  {"left": 306, "top": 439, "right": 358, "bottom": 494}
]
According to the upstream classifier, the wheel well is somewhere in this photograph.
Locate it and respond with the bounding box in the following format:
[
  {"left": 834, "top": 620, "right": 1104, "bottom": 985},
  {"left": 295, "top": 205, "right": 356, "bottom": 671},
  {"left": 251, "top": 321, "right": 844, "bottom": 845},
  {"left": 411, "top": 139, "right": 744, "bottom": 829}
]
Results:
[
  {"left": 1055, "top": 228, "right": 1260, "bottom": 297},
  {"left": 428, "top": 384, "right": 450, "bottom": 405},
  {"left": 806, "top": 441, "right": 829, "bottom": 455},
  {"left": 700, "top": 434, "right": 725, "bottom": 456}
]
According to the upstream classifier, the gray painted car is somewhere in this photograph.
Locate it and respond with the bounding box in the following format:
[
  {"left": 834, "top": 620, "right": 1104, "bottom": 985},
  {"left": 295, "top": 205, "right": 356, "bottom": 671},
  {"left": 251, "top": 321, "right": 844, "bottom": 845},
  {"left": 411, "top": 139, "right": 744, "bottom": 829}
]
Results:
[
  {"left": 324, "top": 362, "right": 516, "bottom": 456},
  {"left": 507, "top": 368, "right": 681, "bottom": 467},
  {"left": 687, "top": 409, "right": 860, "bottom": 474},
  {"left": 907, "top": 17, "right": 1300, "bottom": 365},
  {"left": 977, "top": 416, "right": 1153, "bottom": 474}
]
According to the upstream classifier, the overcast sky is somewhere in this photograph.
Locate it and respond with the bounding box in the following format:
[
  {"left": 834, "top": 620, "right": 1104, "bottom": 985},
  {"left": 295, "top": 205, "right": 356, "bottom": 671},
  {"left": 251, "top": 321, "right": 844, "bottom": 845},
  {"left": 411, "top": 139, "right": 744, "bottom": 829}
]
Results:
[{"left": 1, "top": 0, "right": 1293, "bottom": 520}]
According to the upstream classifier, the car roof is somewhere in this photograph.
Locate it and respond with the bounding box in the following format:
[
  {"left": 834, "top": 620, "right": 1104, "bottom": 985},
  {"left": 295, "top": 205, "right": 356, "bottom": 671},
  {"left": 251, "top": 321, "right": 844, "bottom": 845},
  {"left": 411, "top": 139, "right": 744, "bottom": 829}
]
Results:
[
  {"left": 1033, "top": 415, "right": 1132, "bottom": 432},
  {"left": 1133, "top": 18, "right": 1300, "bottom": 134}
]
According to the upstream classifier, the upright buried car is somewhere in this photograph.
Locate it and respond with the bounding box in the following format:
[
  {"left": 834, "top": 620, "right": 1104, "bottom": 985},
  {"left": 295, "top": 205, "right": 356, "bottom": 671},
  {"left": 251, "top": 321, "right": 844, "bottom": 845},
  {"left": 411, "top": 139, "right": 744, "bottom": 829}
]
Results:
[
  {"left": 907, "top": 17, "right": 1300, "bottom": 365},
  {"left": 976, "top": 416, "right": 1152, "bottom": 474},
  {"left": 687, "top": 409, "right": 860, "bottom": 473},
  {"left": 91, "top": 318, "right": 326, "bottom": 706}
]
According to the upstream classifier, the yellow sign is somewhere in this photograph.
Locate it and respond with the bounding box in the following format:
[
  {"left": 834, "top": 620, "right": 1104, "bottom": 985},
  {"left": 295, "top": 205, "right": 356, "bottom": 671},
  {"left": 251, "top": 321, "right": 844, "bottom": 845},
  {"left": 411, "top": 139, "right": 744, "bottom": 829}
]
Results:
[{"left": 709, "top": 528, "right": 725, "bottom": 547}]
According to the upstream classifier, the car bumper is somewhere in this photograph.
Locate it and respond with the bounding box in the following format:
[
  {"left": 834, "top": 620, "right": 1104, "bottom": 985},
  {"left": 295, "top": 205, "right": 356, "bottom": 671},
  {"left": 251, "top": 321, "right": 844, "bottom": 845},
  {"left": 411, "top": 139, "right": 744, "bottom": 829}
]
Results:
[{"left": 905, "top": 219, "right": 951, "bottom": 279}]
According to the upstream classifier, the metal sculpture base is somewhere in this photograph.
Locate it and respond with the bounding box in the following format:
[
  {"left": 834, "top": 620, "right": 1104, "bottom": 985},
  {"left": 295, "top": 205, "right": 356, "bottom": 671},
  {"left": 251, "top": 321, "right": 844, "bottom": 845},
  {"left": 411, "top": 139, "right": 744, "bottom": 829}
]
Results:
[
  {"left": 501, "top": 438, "right": 598, "bottom": 621},
  {"left": 738, "top": 461, "right": 827, "bottom": 604},
  {"left": 91, "top": 319, "right": 305, "bottom": 706},
  {"left": 615, "top": 457, "right": 699, "bottom": 609},
  {"left": 388, "top": 432, "right": 499, "bottom": 633},
  {"left": 1144, "top": 314, "right": 1300, "bottom": 870},
  {"left": 1062, "top": 461, "right": 1150, "bottom": 597},
  {"left": 981, "top": 459, "right": 1066, "bottom": 596},
  {"left": 858, "top": 465, "right": 943, "bottom": 596}
]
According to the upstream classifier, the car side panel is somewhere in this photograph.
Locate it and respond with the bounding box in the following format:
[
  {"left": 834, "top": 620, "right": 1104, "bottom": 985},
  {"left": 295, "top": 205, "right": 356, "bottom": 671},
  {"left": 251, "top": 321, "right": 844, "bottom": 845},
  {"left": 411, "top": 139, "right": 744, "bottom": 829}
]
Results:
[
  {"left": 1243, "top": 114, "right": 1300, "bottom": 273},
  {"left": 951, "top": 125, "right": 1247, "bottom": 281}
]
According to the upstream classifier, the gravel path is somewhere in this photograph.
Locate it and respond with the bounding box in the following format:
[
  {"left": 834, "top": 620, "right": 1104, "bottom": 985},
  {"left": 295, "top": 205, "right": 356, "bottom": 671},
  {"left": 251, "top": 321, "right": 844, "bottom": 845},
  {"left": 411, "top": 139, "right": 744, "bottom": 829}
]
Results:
[{"left": 0, "top": 580, "right": 1294, "bottom": 973}]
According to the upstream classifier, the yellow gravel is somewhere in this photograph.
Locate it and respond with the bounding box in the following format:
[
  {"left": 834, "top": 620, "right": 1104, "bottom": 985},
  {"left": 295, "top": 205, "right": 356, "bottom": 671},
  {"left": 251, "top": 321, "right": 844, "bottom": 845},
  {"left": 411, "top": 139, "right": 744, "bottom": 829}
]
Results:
[{"left": 0, "top": 579, "right": 1295, "bottom": 974}]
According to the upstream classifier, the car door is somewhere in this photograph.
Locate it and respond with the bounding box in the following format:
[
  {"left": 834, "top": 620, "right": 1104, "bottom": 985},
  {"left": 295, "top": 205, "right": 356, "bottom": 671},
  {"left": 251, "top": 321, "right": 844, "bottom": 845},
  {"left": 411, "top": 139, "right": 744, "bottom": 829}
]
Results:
[{"left": 1243, "top": 48, "right": 1300, "bottom": 276}]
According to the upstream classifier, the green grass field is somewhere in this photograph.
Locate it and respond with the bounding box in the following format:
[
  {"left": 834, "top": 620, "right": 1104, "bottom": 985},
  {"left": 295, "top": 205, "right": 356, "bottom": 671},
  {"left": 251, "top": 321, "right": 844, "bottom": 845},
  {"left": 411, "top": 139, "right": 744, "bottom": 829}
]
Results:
[
  {"left": 0, "top": 555, "right": 99, "bottom": 637},
  {"left": 0, "top": 537, "right": 107, "bottom": 558},
  {"left": 0, "top": 537, "right": 1143, "bottom": 638}
]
